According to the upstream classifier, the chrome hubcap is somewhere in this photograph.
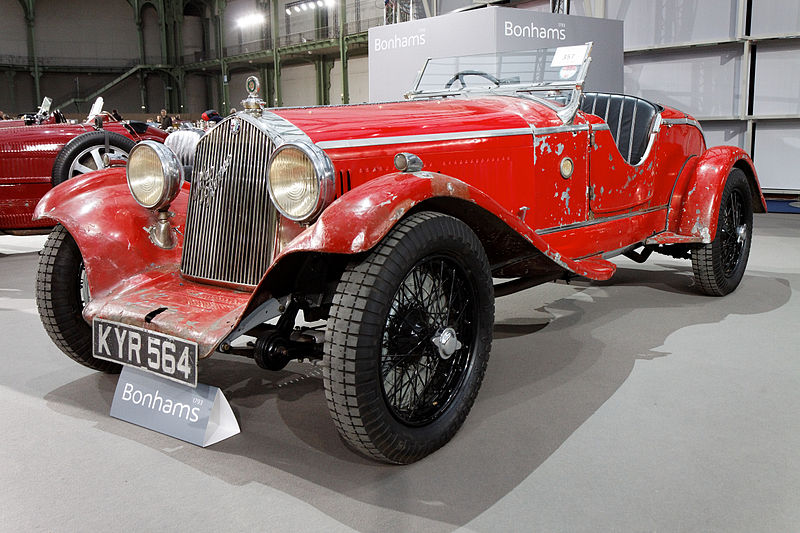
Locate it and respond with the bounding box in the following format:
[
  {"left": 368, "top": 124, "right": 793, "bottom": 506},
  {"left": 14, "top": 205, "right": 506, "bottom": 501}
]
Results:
[{"left": 432, "top": 327, "right": 462, "bottom": 360}]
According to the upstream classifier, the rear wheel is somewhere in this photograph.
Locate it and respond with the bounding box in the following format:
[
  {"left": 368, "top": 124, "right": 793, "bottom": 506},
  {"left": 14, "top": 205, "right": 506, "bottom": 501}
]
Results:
[
  {"left": 691, "top": 168, "right": 753, "bottom": 296},
  {"left": 324, "top": 212, "right": 494, "bottom": 464},
  {"left": 51, "top": 130, "right": 135, "bottom": 186},
  {"left": 36, "top": 224, "right": 120, "bottom": 373}
]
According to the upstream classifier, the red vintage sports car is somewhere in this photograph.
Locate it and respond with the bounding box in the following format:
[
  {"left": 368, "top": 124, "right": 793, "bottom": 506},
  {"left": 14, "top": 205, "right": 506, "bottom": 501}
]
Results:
[
  {"left": 0, "top": 97, "right": 167, "bottom": 232},
  {"left": 34, "top": 44, "right": 765, "bottom": 463}
]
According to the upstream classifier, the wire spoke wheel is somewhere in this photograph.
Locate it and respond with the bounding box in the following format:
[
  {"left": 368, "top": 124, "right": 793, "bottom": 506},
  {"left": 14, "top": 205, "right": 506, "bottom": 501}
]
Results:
[
  {"left": 691, "top": 168, "right": 753, "bottom": 296},
  {"left": 324, "top": 212, "right": 494, "bottom": 464},
  {"left": 381, "top": 255, "right": 476, "bottom": 426}
]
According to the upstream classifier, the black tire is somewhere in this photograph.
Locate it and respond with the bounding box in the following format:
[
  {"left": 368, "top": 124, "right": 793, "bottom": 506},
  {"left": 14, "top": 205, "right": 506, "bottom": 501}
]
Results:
[
  {"left": 51, "top": 130, "right": 135, "bottom": 186},
  {"left": 691, "top": 168, "right": 753, "bottom": 296},
  {"left": 36, "top": 224, "right": 120, "bottom": 373},
  {"left": 324, "top": 212, "right": 494, "bottom": 464}
]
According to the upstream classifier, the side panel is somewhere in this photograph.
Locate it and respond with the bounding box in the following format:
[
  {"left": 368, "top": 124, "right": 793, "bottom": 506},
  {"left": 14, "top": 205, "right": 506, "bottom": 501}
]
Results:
[
  {"left": 531, "top": 128, "right": 590, "bottom": 228},
  {"left": 588, "top": 128, "right": 657, "bottom": 213},
  {"left": 269, "top": 171, "right": 616, "bottom": 281}
]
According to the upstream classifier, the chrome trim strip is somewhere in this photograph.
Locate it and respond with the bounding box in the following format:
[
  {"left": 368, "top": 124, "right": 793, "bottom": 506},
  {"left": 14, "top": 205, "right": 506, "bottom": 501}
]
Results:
[
  {"left": 315, "top": 127, "right": 533, "bottom": 150},
  {"left": 534, "top": 124, "right": 590, "bottom": 136},
  {"left": 592, "top": 124, "right": 611, "bottom": 131},
  {"left": 632, "top": 114, "right": 662, "bottom": 166},
  {"left": 663, "top": 116, "right": 706, "bottom": 151},
  {"left": 535, "top": 205, "right": 668, "bottom": 235}
]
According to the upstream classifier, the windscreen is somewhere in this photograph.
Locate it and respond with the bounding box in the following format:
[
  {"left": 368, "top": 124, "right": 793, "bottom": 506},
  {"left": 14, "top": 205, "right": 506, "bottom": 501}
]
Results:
[{"left": 412, "top": 44, "right": 590, "bottom": 95}]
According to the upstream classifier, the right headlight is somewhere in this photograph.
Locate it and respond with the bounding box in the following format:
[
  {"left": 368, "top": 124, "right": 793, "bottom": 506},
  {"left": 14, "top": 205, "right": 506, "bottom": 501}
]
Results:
[
  {"left": 126, "top": 140, "right": 183, "bottom": 210},
  {"left": 267, "top": 141, "right": 335, "bottom": 223}
]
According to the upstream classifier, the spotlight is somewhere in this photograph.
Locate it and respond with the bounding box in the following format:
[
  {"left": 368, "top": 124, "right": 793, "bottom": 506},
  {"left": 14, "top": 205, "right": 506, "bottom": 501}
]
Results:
[
  {"left": 301, "top": 3, "right": 308, "bottom": 10},
  {"left": 286, "top": 8, "right": 291, "bottom": 14},
  {"left": 237, "top": 13, "right": 265, "bottom": 28}
]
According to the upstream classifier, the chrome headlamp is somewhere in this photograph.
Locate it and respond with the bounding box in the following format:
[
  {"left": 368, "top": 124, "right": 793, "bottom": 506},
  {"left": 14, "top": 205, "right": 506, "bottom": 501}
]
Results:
[
  {"left": 126, "top": 140, "right": 183, "bottom": 210},
  {"left": 267, "top": 141, "right": 335, "bottom": 223}
]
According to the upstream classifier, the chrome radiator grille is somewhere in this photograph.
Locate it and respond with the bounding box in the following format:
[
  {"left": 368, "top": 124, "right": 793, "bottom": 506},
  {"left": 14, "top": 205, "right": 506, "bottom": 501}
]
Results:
[{"left": 181, "top": 117, "right": 278, "bottom": 287}]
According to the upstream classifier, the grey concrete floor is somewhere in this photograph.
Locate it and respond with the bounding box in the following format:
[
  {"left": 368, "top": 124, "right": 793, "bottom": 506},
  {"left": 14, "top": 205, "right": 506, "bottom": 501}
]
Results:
[{"left": 1, "top": 213, "right": 798, "bottom": 532}]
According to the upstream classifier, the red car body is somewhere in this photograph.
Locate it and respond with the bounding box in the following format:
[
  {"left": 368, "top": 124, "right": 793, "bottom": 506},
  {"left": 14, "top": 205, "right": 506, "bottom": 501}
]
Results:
[
  {"left": 34, "top": 45, "right": 766, "bottom": 462},
  {"left": 0, "top": 114, "right": 167, "bottom": 231},
  {"left": 37, "top": 96, "right": 764, "bottom": 340}
]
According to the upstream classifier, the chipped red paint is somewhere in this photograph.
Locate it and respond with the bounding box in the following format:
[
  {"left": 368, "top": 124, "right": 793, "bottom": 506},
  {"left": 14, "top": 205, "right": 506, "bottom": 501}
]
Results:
[
  {"left": 0, "top": 118, "right": 167, "bottom": 231},
  {"left": 676, "top": 146, "right": 765, "bottom": 241},
  {"left": 34, "top": 95, "right": 763, "bottom": 358}
]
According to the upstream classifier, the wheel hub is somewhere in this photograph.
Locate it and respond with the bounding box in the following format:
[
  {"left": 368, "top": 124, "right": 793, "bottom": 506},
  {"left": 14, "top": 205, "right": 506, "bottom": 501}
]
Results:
[
  {"left": 736, "top": 224, "right": 747, "bottom": 245},
  {"left": 432, "top": 327, "right": 462, "bottom": 360}
]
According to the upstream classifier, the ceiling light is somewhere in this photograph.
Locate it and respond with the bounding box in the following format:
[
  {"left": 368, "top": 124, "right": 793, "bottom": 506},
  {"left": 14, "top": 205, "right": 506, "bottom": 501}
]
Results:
[
  {"left": 237, "top": 13, "right": 265, "bottom": 28},
  {"left": 286, "top": 8, "right": 291, "bottom": 14},
  {"left": 293, "top": 5, "right": 301, "bottom": 12}
]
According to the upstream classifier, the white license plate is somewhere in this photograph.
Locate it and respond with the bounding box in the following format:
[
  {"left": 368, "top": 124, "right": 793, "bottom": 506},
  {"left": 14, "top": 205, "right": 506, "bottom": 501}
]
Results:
[{"left": 93, "top": 319, "right": 198, "bottom": 387}]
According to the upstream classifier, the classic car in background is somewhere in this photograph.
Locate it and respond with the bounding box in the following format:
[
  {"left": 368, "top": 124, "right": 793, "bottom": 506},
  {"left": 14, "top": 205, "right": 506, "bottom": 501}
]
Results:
[
  {"left": 34, "top": 44, "right": 765, "bottom": 463},
  {"left": 0, "top": 97, "right": 167, "bottom": 233},
  {"left": 0, "top": 97, "right": 66, "bottom": 129}
]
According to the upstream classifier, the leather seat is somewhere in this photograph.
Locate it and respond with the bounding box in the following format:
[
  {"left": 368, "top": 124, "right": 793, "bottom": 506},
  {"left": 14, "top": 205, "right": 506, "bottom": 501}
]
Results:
[{"left": 580, "top": 92, "right": 660, "bottom": 165}]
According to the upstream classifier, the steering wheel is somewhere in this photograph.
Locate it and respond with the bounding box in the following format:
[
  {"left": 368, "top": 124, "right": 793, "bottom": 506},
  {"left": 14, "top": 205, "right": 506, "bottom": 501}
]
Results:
[{"left": 445, "top": 70, "right": 501, "bottom": 89}]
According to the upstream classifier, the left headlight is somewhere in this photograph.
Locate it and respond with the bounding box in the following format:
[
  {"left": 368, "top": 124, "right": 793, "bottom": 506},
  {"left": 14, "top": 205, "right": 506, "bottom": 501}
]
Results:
[
  {"left": 267, "top": 141, "right": 335, "bottom": 224},
  {"left": 126, "top": 140, "right": 183, "bottom": 210}
]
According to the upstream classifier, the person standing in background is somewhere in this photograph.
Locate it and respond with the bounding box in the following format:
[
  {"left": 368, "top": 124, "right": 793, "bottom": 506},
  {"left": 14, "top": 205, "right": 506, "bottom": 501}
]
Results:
[{"left": 159, "top": 108, "right": 173, "bottom": 130}]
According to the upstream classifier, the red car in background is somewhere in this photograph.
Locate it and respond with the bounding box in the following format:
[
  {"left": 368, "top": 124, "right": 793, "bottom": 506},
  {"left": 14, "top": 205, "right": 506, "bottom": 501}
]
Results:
[
  {"left": 0, "top": 97, "right": 167, "bottom": 233},
  {"left": 0, "top": 97, "right": 67, "bottom": 129}
]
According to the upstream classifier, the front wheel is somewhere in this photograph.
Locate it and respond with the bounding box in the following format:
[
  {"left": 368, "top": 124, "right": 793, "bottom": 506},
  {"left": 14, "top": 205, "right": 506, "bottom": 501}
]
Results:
[
  {"left": 691, "top": 168, "right": 753, "bottom": 296},
  {"left": 36, "top": 224, "right": 120, "bottom": 373},
  {"left": 324, "top": 212, "right": 494, "bottom": 464}
]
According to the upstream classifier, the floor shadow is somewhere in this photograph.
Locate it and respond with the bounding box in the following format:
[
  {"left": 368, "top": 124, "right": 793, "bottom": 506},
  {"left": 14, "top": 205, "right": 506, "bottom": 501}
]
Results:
[{"left": 43, "top": 267, "right": 792, "bottom": 531}]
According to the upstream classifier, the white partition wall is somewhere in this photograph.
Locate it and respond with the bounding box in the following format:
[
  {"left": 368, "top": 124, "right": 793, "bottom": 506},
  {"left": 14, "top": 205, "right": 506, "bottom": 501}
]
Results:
[{"left": 607, "top": 0, "right": 800, "bottom": 191}]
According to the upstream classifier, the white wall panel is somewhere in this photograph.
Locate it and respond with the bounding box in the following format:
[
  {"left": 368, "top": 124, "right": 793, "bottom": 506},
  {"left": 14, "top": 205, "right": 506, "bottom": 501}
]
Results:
[
  {"left": 624, "top": 45, "right": 742, "bottom": 119},
  {"left": 701, "top": 121, "right": 747, "bottom": 149},
  {"left": 608, "top": 0, "right": 737, "bottom": 49},
  {"left": 280, "top": 63, "right": 317, "bottom": 106},
  {"left": 35, "top": 0, "right": 138, "bottom": 65},
  {"left": 330, "top": 56, "right": 369, "bottom": 105},
  {"left": 752, "top": 42, "right": 800, "bottom": 117},
  {"left": 753, "top": 122, "right": 800, "bottom": 190},
  {"left": 750, "top": 0, "right": 800, "bottom": 37}
]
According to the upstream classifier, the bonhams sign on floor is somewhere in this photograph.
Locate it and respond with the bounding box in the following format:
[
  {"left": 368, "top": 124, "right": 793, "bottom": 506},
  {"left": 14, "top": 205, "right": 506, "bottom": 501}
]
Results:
[{"left": 111, "top": 366, "right": 240, "bottom": 447}]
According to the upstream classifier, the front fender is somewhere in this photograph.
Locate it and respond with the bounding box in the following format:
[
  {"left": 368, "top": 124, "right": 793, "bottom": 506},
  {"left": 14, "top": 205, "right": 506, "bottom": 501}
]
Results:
[
  {"left": 677, "top": 147, "right": 766, "bottom": 242},
  {"left": 266, "top": 171, "right": 615, "bottom": 281},
  {"left": 34, "top": 167, "right": 188, "bottom": 298}
]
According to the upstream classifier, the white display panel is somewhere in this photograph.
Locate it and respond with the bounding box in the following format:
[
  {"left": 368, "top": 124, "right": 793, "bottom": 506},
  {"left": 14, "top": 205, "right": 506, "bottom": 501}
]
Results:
[
  {"left": 701, "top": 121, "right": 747, "bottom": 150},
  {"left": 608, "top": 0, "right": 738, "bottom": 49},
  {"left": 753, "top": 121, "right": 800, "bottom": 191},
  {"left": 624, "top": 45, "right": 743, "bottom": 119},
  {"left": 752, "top": 41, "right": 800, "bottom": 117},
  {"left": 750, "top": 0, "right": 800, "bottom": 37}
]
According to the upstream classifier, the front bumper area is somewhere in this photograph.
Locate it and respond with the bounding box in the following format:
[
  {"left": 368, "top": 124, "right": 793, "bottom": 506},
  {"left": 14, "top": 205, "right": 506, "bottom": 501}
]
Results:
[{"left": 83, "top": 263, "right": 252, "bottom": 359}]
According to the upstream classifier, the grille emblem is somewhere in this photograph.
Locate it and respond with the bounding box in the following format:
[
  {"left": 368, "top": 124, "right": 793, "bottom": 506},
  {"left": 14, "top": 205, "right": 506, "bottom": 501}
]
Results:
[
  {"left": 230, "top": 117, "right": 241, "bottom": 134},
  {"left": 194, "top": 153, "right": 231, "bottom": 206}
]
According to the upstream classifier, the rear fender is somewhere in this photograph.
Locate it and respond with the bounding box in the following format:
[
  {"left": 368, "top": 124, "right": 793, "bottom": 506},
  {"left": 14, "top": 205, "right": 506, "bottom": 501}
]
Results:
[{"left": 676, "top": 147, "right": 766, "bottom": 242}]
